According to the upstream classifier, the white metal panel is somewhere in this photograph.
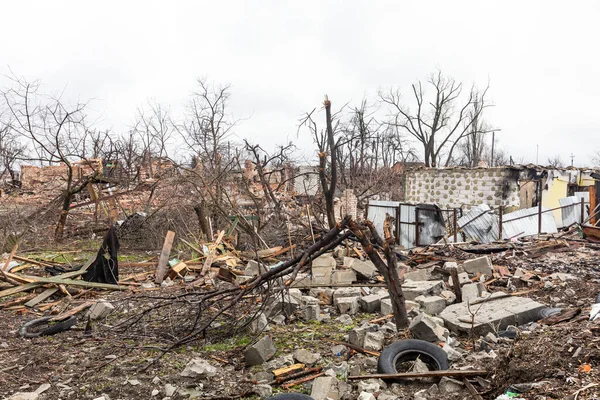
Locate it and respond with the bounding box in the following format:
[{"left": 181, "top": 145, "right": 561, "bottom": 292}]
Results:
[
  {"left": 458, "top": 204, "right": 499, "bottom": 244},
  {"left": 367, "top": 201, "right": 400, "bottom": 244},
  {"left": 398, "top": 204, "right": 416, "bottom": 249},
  {"left": 502, "top": 206, "right": 558, "bottom": 239},
  {"left": 559, "top": 196, "right": 586, "bottom": 227}
]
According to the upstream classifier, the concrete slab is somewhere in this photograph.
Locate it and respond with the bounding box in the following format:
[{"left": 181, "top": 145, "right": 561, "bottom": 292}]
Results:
[
  {"left": 439, "top": 293, "right": 546, "bottom": 335},
  {"left": 403, "top": 280, "right": 444, "bottom": 300}
]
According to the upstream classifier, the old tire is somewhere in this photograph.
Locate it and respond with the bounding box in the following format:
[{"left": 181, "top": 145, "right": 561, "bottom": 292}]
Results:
[
  {"left": 377, "top": 339, "right": 449, "bottom": 375},
  {"left": 265, "top": 395, "right": 314, "bottom": 400},
  {"left": 538, "top": 307, "right": 562, "bottom": 319},
  {"left": 19, "top": 316, "right": 77, "bottom": 338}
]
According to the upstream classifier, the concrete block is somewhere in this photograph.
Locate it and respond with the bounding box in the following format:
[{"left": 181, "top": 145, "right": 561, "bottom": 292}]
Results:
[
  {"left": 380, "top": 298, "right": 393, "bottom": 315},
  {"left": 415, "top": 295, "right": 447, "bottom": 315},
  {"left": 180, "top": 357, "right": 217, "bottom": 377},
  {"left": 89, "top": 301, "right": 114, "bottom": 320},
  {"left": 244, "top": 260, "right": 267, "bottom": 276},
  {"left": 462, "top": 256, "right": 493, "bottom": 277},
  {"left": 310, "top": 288, "right": 334, "bottom": 304},
  {"left": 348, "top": 324, "right": 378, "bottom": 347},
  {"left": 363, "top": 331, "right": 385, "bottom": 351},
  {"left": 359, "top": 294, "right": 383, "bottom": 313},
  {"left": 249, "top": 313, "right": 269, "bottom": 334},
  {"left": 332, "top": 287, "right": 362, "bottom": 301},
  {"left": 312, "top": 265, "right": 333, "bottom": 285},
  {"left": 245, "top": 336, "right": 277, "bottom": 365},
  {"left": 351, "top": 259, "right": 378, "bottom": 279},
  {"left": 235, "top": 275, "right": 253, "bottom": 285},
  {"left": 336, "top": 297, "right": 359, "bottom": 315},
  {"left": 331, "top": 269, "right": 356, "bottom": 285},
  {"left": 439, "top": 293, "right": 546, "bottom": 335},
  {"left": 266, "top": 295, "right": 299, "bottom": 317},
  {"left": 303, "top": 304, "right": 321, "bottom": 320},
  {"left": 439, "top": 377, "right": 464, "bottom": 393},
  {"left": 334, "top": 247, "right": 348, "bottom": 259},
  {"left": 403, "top": 280, "right": 444, "bottom": 300},
  {"left": 313, "top": 254, "right": 336, "bottom": 268},
  {"left": 462, "top": 282, "right": 489, "bottom": 302},
  {"left": 301, "top": 295, "right": 320, "bottom": 305},
  {"left": 440, "top": 290, "right": 457, "bottom": 305},
  {"left": 294, "top": 348, "right": 321, "bottom": 365},
  {"left": 409, "top": 313, "right": 448, "bottom": 342},
  {"left": 311, "top": 376, "right": 338, "bottom": 400},
  {"left": 343, "top": 256, "right": 357, "bottom": 268}
]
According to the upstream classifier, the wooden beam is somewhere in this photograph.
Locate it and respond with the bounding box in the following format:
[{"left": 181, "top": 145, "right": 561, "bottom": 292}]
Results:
[
  {"left": 155, "top": 230, "right": 175, "bottom": 284},
  {"left": 19, "top": 276, "right": 130, "bottom": 290},
  {"left": 2, "top": 243, "right": 19, "bottom": 271},
  {"left": 50, "top": 301, "right": 94, "bottom": 321},
  {"left": 201, "top": 231, "right": 224, "bottom": 276}
]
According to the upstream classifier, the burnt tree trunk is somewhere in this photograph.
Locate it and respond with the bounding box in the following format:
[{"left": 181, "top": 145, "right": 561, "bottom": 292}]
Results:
[
  {"left": 194, "top": 200, "right": 211, "bottom": 241},
  {"left": 348, "top": 219, "right": 409, "bottom": 329}
]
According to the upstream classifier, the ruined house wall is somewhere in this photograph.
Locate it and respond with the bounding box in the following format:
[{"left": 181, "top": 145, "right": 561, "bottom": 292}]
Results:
[{"left": 404, "top": 167, "right": 521, "bottom": 211}]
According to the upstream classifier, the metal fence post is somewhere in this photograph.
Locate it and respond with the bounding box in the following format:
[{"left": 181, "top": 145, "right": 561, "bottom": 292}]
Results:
[
  {"left": 538, "top": 180, "right": 543, "bottom": 235},
  {"left": 499, "top": 205, "right": 503, "bottom": 241},
  {"left": 453, "top": 208, "right": 458, "bottom": 243},
  {"left": 581, "top": 198, "right": 585, "bottom": 224},
  {"left": 415, "top": 207, "right": 420, "bottom": 247}
]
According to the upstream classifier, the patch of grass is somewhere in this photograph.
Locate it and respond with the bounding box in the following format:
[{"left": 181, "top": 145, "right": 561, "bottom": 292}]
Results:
[{"left": 203, "top": 335, "right": 250, "bottom": 352}]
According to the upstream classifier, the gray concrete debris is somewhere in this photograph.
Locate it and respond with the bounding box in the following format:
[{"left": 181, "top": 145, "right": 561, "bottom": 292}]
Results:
[
  {"left": 249, "top": 313, "right": 269, "bottom": 334},
  {"left": 349, "top": 324, "right": 378, "bottom": 347},
  {"left": 253, "top": 371, "right": 274, "bottom": 383},
  {"left": 335, "top": 297, "right": 359, "bottom": 315},
  {"left": 332, "top": 287, "right": 362, "bottom": 301},
  {"left": 462, "top": 282, "right": 490, "bottom": 302},
  {"left": 357, "top": 392, "right": 376, "bottom": 400},
  {"left": 415, "top": 295, "right": 447, "bottom": 315},
  {"left": 363, "top": 331, "right": 385, "bottom": 351},
  {"left": 302, "top": 295, "right": 320, "bottom": 305},
  {"left": 252, "top": 384, "right": 272, "bottom": 398},
  {"left": 462, "top": 256, "right": 493, "bottom": 277},
  {"left": 412, "top": 357, "right": 430, "bottom": 373},
  {"left": 336, "top": 314, "right": 353, "bottom": 325},
  {"left": 377, "top": 394, "right": 397, "bottom": 400},
  {"left": 334, "top": 247, "right": 348, "bottom": 259},
  {"left": 310, "top": 288, "right": 334, "bottom": 305},
  {"left": 380, "top": 321, "right": 397, "bottom": 335},
  {"left": 266, "top": 295, "right": 299, "bottom": 317},
  {"left": 272, "top": 315, "right": 286, "bottom": 325},
  {"left": 164, "top": 384, "right": 177, "bottom": 397},
  {"left": 310, "top": 376, "right": 338, "bottom": 400},
  {"left": 245, "top": 260, "right": 267, "bottom": 276},
  {"left": 440, "top": 290, "right": 457, "bottom": 305},
  {"left": 303, "top": 304, "right": 321, "bottom": 320},
  {"left": 485, "top": 332, "right": 499, "bottom": 344},
  {"left": 264, "top": 354, "right": 295, "bottom": 370},
  {"left": 179, "top": 358, "right": 217, "bottom": 378},
  {"left": 438, "top": 377, "right": 464, "bottom": 393},
  {"left": 440, "top": 293, "right": 546, "bottom": 335},
  {"left": 409, "top": 313, "right": 448, "bottom": 342},
  {"left": 443, "top": 261, "right": 464, "bottom": 273},
  {"left": 380, "top": 298, "right": 393, "bottom": 315},
  {"left": 413, "top": 389, "right": 428, "bottom": 400},
  {"left": 235, "top": 275, "right": 252, "bottom": 285},
  {"left": 350, "top": 259, "right": 378, "bottom": 279},
  {"left": 442, "top": 343, "right": 463, "bottom": 361},
  {"left": 88, "top": 300, "right": 115, "bottom": 320},
  {"left": 151, "top": 389, "right": 159, "bottom": 396},
  {"left": 313, "top": 254, "right": 336, "bottom": 268},
  {"left": 403, "top": 280, "right": 444, "bottom": 300},
  {"left": 6, "top": 393, "right": 39, "bottom": 400},
  {"left": 357, "top": 379, "right": 381, "bottom": 393},
  {"left": 331, "top": 269, "right": 356, "bottom": 285},
  {"left": 359, "top": 294, "right": 383, "bottom": 313},
  {"left": 549, "top": 272, "right": 577, "bottom": 281},
  {"left": 331, "top": 344, "right": 347, "bottom": 356},
  {"left": 245, "top": 336, "right": 277, "bottom": 365},
  {"left": 312, "top": 265, "right": 333, "bottom": 285},
  {"left": 293, "top": 348, "right": 321, "bottom": 365}
]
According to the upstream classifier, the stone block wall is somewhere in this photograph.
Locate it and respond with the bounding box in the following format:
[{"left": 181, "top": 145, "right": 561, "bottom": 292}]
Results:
[{"left": 404, "top": 167, "right": 521, "bottom": 211}]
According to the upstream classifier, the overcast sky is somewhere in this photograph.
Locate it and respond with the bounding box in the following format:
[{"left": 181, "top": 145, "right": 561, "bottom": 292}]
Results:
[{"left": 1, "top": 0, "right": 599, "bottom": 166}]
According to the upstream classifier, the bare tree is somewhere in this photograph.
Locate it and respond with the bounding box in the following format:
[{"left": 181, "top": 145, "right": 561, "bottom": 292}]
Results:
[
  {"left": 132, "top": 99, "right": 173, "bottom": 178},
  {"left": 0, "top": 122, "right": 26, "bottom": 183},
  {"left": 380, "top": 70, "right": 492, "bottom": 167},
  {"left": 300, "top": 96, "right": 345, "bottom": 229},
  {"left": 1, "top": 75, "right": 98, "bottom": 240},
  {"left": 547, "top": 154, "right": 565, "bottom": 168}
]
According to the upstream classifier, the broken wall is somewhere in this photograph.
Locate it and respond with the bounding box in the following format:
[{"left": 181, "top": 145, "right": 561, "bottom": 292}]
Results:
[{"left": 404, "top": 167, "right": 521, "bottom": 211}]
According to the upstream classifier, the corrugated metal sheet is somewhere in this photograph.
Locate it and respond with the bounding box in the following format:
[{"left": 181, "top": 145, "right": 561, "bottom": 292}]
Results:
[
  {"left": 559, "top": 195, "right": 586, "bottom": 227},
  {"left": 398, "top": 203, "right": 416, "bottom": 249},
  {"left": 502, "top": 206, "right": 558, "bottom": 238},
  {"left": 367, "top": 200, "right": 400, "bottom": 243},
  {"left": 458, "top": 204, "right": 499, "bottom": 244}
]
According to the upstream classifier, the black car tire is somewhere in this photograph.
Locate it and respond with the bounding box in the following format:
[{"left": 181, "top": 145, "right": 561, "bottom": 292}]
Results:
[
  {"left": 377, "top": 339, "right": 449, "bottom": 375},
  {"left": 19, "top": 316, "right": 77, "bottom": 338},
  {"left": 265, "top": 394, "right": 314, "bottom": 400}
]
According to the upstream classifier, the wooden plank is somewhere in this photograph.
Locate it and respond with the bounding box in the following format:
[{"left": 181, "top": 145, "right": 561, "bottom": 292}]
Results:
[
  {"left": 19, "top": 276, "right": 130, "bottom": 290},
  {"left": 25, "top": 287, "right": 59, "bottom": 308},
  {"left": 347, "top": 370, "right": 488, "bottom": 380},
  {"left": 463, "top": 378, "right": 484, "bottom": 400},
  {"left": 272, "top": 363, "right": 305, "bottom": 378},
  {"left": 0, "top": 254, "right": 95, "bottom": 298},
  {"left": 167, "top": 262, "right": 188, "bottom": 280},
  {"left": 2, "top": 243, "right": 19, "bottom": 271},
  {"left": 155, "top": 230, "right": 176, "bottom": 284},
  {"left": 201, "top": 231, "right": 224, "bottom": 276},
  {"left": 50, "top": 301, "right": 94, "bottom": 321},
  {"left": 12, "top": 255, "right": 53, "bottom": 267}
]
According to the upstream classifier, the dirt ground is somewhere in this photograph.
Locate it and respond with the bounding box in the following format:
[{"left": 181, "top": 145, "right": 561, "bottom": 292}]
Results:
[{"left": 1, "top": 240, "right": 600, "bottom": 400}]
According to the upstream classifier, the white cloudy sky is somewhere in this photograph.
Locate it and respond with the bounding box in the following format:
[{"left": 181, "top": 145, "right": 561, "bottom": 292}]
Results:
[{"left": 1, "top": 0, "right": 599, "bottom": 166}]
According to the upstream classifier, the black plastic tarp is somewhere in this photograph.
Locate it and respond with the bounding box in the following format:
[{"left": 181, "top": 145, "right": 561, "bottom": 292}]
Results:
[{"left": 82, "top": 226, "right": 119, "bottom": 284}]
